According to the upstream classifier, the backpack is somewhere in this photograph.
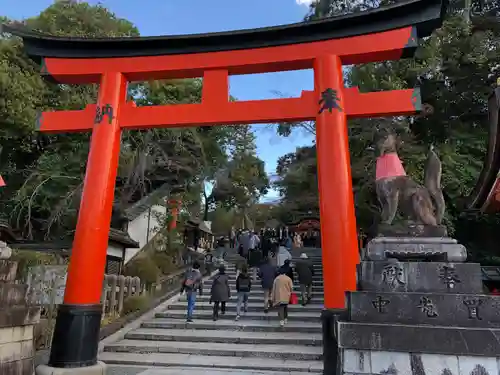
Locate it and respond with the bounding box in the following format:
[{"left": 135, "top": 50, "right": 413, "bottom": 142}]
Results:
[
  {"left": 238, "top": 275, "right": 251, "bottom": 292},
  {"left": 184, "top": 269, "right": 199, "bottom": 288}
]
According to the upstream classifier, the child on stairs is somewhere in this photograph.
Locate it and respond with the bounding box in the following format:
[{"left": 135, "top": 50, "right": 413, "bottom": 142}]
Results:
[{"left": 235, "top": 265, "right": 252, "bottom": 321}]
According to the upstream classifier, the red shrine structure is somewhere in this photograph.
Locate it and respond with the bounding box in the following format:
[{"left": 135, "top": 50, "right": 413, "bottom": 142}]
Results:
[{"left": 2, "top": 0, "right": 446, "bottom": 372}]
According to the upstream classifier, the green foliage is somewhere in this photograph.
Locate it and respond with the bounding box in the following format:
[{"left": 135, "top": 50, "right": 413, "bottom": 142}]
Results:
[
  {"left": 210, "top": 126, "right": 270, "bottom": 211},
  {"left": 26, "top": 1, "right": 139, "bottom": 37},
  {"left": 246, "top": 203, "right": 280, "bottom": 229},
  {"left": 0, "top": 1, "right": 139, "bottom": 240},
  {"left": 122, "top": 294, "right": 151, "bottom": 315},
  {"left": 274, "top": 146, "right": 319, "bottom": 218},
  {"left": 123, "top": 257, "right": 161, "bottom": 285},
  {"left": 209, "top": 207, "right": 236, "bottom": 235},
  {"left": 150, "top": 251, "right": 176, "bottom": 274}
]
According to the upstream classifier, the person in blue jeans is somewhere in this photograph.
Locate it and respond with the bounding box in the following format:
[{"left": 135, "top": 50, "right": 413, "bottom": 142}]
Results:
[
  {"left": 235, "top": 265, "right": 252, "bottom": 321},
  {"left": 180, "top": 261, "right": 203, "bottom": 322}
]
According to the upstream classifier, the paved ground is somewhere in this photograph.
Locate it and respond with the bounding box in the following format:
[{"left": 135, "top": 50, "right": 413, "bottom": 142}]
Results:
[{"left": 107, "top": 365, "right": 150, "bottom": 375}]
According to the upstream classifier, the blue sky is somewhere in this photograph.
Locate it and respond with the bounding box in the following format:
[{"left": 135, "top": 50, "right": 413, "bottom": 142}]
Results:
[{"left": 0, "top": 0, "right": 316, "bottom": 200}]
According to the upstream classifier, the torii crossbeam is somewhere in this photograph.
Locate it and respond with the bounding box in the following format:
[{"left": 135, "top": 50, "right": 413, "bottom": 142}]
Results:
[{"left": 2, "top": 0, "right": 447, "bottom": 373}]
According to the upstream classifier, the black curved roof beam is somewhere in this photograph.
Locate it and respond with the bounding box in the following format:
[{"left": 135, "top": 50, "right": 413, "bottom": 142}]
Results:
[
  {"left": 1, "top": 0, "right": 446, "bottom": 61},
  {"left": 467, "top": 88, "right": 500, "bottom": 213}
]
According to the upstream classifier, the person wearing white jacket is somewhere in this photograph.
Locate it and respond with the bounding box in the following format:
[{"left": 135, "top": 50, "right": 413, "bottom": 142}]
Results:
[{"left": 276, "top": 241, "right": 292, "bottom": 268}]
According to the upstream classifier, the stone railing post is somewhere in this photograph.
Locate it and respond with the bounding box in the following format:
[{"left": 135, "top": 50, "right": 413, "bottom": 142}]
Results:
[
  {"left": 126, "top": 277, "right": 133, "bottom": 299},
  {"left": 101, "top": 276, "right": 109, "bottom": 317},
  {"left": 117, "top": 275, "right": 125, "bottom": 315},
  {"left": 108, "top": 275, "right": 118, "bottom": 316}
]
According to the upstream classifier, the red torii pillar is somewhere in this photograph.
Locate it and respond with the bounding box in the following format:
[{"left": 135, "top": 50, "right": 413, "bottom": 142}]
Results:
[
  {"left": 315, "top": 54, "right": 358, "bottom": 303},
  {"left": 4, "top": 17, "right": 430, "bottom": 371}
]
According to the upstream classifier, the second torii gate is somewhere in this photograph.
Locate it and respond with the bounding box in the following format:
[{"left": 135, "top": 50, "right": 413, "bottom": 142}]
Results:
[{"left": 3, "top": 0, "right": 446, "bottom": 372}]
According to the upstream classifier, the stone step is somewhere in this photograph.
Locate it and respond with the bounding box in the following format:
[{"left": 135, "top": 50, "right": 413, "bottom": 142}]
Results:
[
  {"left": 224, "top": 262, "right": 323, "bottom": 266},
  {"left": 124, "top": 328, "right": 322, "bottom": 346},
  {"left": 207, "top": 278, "right": 324, "bottom": 285},
  {"left": 156, "top": 310, "right": 321, "bottom": 322},
  {"left": 219, "top": 268, "right": 323, "bottom": 274},
  {"left": 140, "top": 318, "right": 323, "bottom": 333},
  {"left": 230, "top": 290, "right": 323, "bottom": 298},
  {"left": 167, "top": 302, "right": 323, "bottom": 313},
  {"left": 220, "top": 274, "right": 323, "bottom": 280},
  {"left": 99, "top": 352, "right": 323, "bottom": 373},
  {"left": 106, "top": 364, "right": 314, "bottom": 375},
  {"left": 202, "top": 284, "right": 325, "bottom": 292},
  {"left": 195, "top": 295, "right": 324, "bottom": 304},
  {"left": 204, "top": 280, "right": 324, "bottom": 286},
  {"left": 222, "top": 267, "right": 324, "bottom": 273},
  {"left": 209, "top": 282, "right": 325, "bottom": 289},
  {"left": 338, "top": 321, "right": 500, "bottom": 357},
  {"left": 195, "top": 288, "right": 324, "bottom": 296},
  {"left": 292, "top": 263, "right": 323, "bottom": 266},
  {"left": 221, "top": 272, "right": 324, "bottom": 278},
  {"left": 104, "top": 339, "right": 323, "bottom": 361},
  {"left": 215, "top": 278, "right": 325, "bottom": 283},
  {"left": 292, "top": 276, "right": 324, "bottom": 280},
  {"left": 349, "top": 291, "right": 500, "bottom": 328}
]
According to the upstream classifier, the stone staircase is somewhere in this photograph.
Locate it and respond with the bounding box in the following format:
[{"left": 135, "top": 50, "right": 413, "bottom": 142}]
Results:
[{"left": 100, "top": 251, "right": 324, "bottom": 373}]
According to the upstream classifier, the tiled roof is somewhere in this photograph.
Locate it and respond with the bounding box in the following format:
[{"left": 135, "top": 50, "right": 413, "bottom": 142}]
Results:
[
  {"left": 123, "top": 183, "right": 172, "bottom": 221},
  {"left": 9, "top": 228, "right": 139, "bottom": 252}
]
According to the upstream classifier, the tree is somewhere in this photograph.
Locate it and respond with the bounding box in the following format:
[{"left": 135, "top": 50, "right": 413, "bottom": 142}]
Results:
[
  {"left": 274, "top": 146, "right": 319, "bottom": 219},
  {"left": 209, "top": 207, "right": 235, "bottom": 235},
  {"left": 0, "top": 2, "right": 141, "bottom": 240},
  {"left": 210, "top": 126, "right": 270, "bottom": 216},
  {"left": 246, "top": 203, "right": 280, "bottom": 229}
]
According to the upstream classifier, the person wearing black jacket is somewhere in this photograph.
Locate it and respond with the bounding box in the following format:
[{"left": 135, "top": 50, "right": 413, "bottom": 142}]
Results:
[
  {"left": 258, "top": 257, "right": 277, "bottom": 313},
  {"left": 210, "top": 266, "right": 231, "bottom": 321},
  {"left": 295, "top": 253, "right": 314, "bottom": 305},
  {"left": 235, "top": 265, "right": 252, "bottom": 321},
  {"left": 280, "top": 259, "right": 294, "bottom": 283}
]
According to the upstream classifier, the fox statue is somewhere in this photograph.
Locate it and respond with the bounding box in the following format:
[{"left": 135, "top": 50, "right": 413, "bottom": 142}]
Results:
[{"left": 374, "top": 127, "right": 445, "bottom": 228}]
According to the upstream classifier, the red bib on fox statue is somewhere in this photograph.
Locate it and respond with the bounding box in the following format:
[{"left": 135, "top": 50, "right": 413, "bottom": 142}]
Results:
[{"left": 376, "top": 152, "right": 406, "bottom": 180}]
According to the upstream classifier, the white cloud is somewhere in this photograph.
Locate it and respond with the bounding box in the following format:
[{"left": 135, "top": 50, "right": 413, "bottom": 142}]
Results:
[{"left": 296, "top": 0, "right": 316, "bottom": 5}]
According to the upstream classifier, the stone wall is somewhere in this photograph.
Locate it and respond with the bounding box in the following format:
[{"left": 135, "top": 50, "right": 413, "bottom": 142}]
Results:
[
  {"left": 343, "top": 349, "right": 500, "bottom": 375},
  {"left": 0, "top": 260, "right": 40, "bottom": 375}
]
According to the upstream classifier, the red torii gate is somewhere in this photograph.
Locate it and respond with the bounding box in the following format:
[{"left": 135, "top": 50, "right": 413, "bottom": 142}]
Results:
[{"left": 3, "top": 0, "right": 446, "bottom": 371}]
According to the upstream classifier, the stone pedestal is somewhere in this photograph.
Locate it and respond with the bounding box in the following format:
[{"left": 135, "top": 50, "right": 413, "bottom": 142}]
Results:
[
  {"left": 335, "top": 237, "right": 500, "bottom": 375},
  {"left": 0, "top": 260, "right": 41, "bottom": 375}
]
